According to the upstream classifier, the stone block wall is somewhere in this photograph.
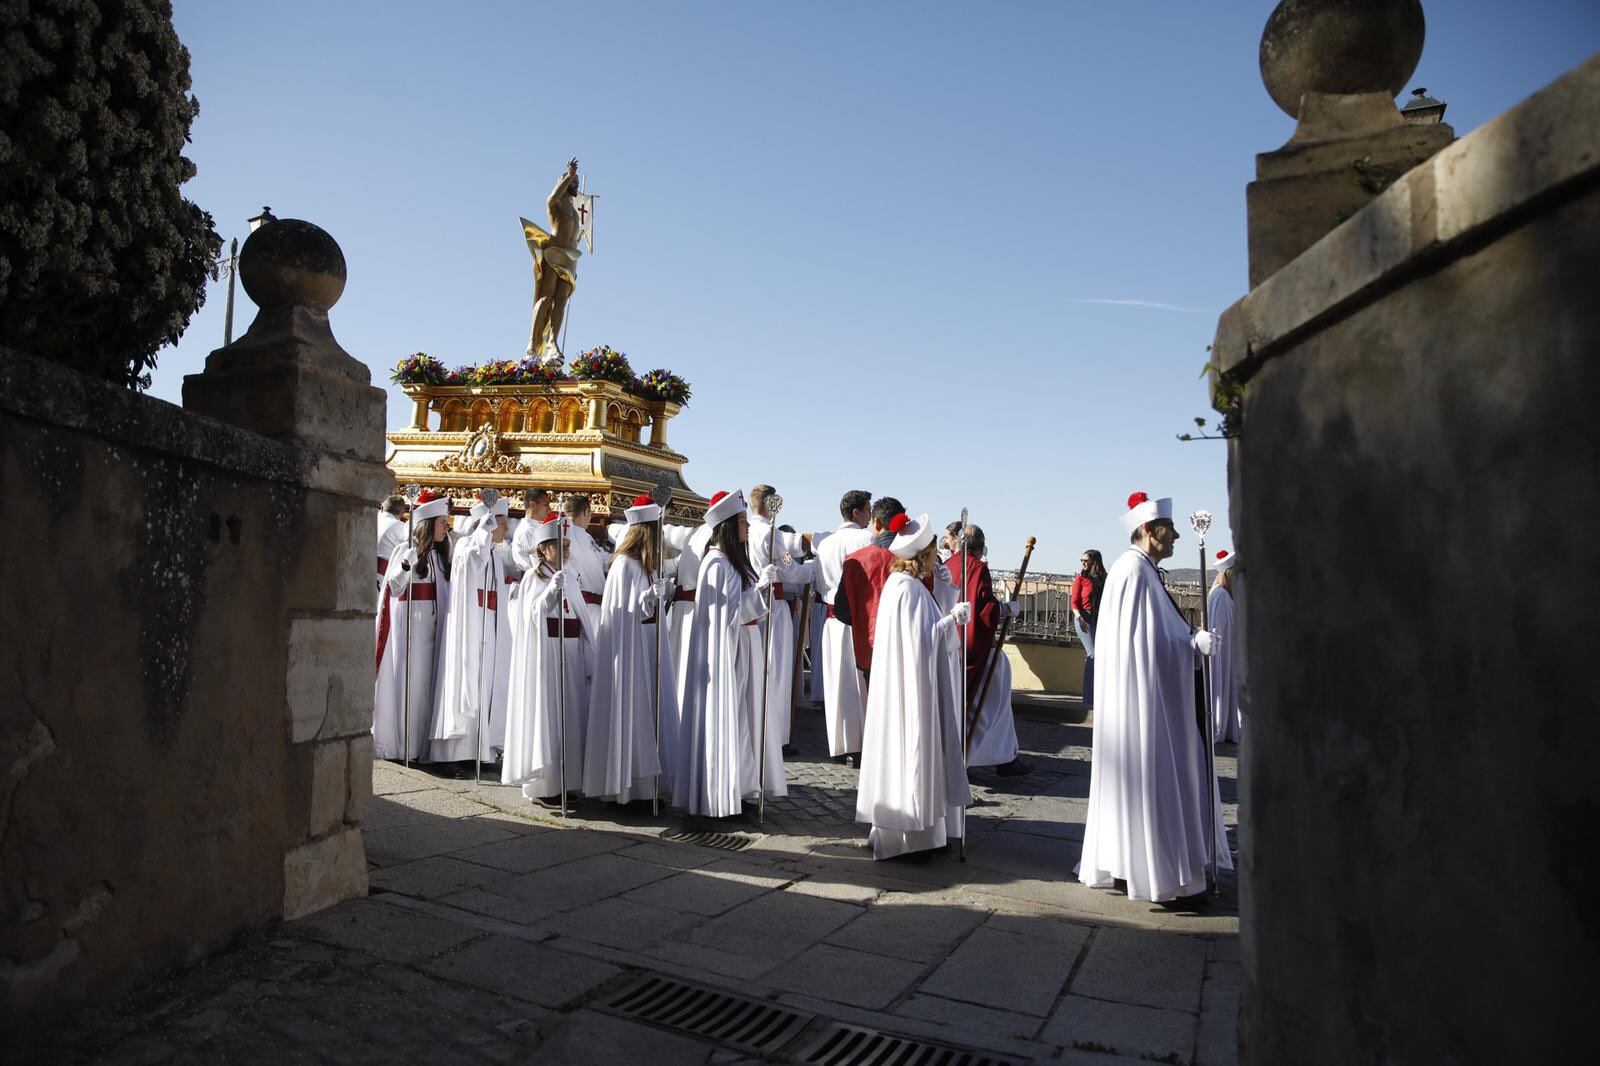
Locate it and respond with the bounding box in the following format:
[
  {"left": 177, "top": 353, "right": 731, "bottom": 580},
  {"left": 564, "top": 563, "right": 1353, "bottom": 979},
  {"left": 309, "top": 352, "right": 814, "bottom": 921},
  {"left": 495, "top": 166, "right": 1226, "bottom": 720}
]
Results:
[
  {"left": 1213, "top": 56, "right": 1600, "bottom": 1064},
  {"left": 0, "top": 345, "right": 384, "bottom": 1026}
]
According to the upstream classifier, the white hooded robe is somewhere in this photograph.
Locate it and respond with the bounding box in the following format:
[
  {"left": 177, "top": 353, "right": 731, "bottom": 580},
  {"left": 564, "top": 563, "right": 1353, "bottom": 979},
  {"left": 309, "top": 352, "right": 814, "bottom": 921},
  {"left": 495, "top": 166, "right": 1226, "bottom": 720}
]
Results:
[
  {"left": 856, "top": 571, "right": 970, "bottom": 859},
  {"left": 1078, "top": 549, "right": 1232, "bottom": 901},
  {"left": 501, "top": 562, "right": 595, "bottom": 799},
  {"left": 1208, "top": 584, "right": 1240, "bottom": 742},
  {"left": 671, "top": 548, "right": 771, "bottom": 816},
  {"left": 581, "top": 554, "right": 673, "bottom": 803}
]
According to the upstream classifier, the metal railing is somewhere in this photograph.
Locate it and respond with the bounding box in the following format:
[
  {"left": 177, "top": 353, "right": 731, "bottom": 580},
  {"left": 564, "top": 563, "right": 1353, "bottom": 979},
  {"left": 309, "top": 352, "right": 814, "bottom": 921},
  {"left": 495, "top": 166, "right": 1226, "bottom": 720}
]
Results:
[{"left": 991, "top": 569, "right": 1205, "bottom": 644}]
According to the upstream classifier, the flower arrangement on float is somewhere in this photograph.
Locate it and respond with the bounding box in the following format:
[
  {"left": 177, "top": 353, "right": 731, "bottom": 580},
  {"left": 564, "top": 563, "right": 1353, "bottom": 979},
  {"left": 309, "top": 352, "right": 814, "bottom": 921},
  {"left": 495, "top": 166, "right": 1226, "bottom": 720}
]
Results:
[
  {"left": 568, "top": 345, "right": 635, "bottom": 386},
  {"left": 389, "top": 346, "right": 690, "bottom": 408}
]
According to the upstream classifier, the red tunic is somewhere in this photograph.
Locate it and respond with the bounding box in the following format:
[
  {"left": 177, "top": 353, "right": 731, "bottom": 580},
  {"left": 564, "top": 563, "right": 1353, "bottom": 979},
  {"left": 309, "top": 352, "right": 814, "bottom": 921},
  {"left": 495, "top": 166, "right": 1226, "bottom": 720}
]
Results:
[
  {"left": 944, "top": 551, "right": 1001, "bottom": 695},
  {"left": 839, "top": 544, "right": 896, "bottom": 672}
]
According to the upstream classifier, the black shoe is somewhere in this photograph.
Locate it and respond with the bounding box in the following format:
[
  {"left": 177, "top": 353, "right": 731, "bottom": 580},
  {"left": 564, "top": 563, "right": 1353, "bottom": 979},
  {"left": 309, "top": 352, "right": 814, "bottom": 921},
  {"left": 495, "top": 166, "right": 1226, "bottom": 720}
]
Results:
[
  {"left": 782, "top": 744, "right": 798, "bottom": 757},
  {"left": 996, "top": 757, "right": 1032, "bottom": 777},
  {"left": 532, "top": 794, "right": 564, "bottom": 810}
]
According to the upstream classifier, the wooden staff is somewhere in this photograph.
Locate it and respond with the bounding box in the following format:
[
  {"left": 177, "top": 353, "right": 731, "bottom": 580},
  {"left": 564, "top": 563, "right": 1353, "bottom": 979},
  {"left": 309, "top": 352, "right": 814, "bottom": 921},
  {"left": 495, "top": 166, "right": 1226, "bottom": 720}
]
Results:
[{"left": 966, "top": 536, "right": 1036, "bottom": 757}]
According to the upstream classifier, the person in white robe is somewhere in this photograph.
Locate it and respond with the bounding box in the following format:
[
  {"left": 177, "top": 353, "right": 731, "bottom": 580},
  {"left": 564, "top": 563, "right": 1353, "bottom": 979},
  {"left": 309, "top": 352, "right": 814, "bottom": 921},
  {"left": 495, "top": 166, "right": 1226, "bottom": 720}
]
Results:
[
  {"left": 672, "top": 490, "right": 780, "bottom": 817},
  {"left": 1077, "top": 492, "right": 1233, "bottom": 902},
  {"left": 502, "top": 514, "right": 596, "bottom": 807},
  {"left": 374, "top": 491, "right": 452, "bottom": 762},
  {"left": 813, "top": 490, "right": 874, "bottom": 756},
  {"left": 1208, "top": 551, "right": 1241, "bottom": 743},
  {"left": 430, "top": 496, "right": 512, "bottom": 764},
  {"left": 855, "top": 514, "right": 972, "bottom": 860},
  {"left": 747, "top": 487, "right": 815, "bottom": 760},
  {"left": 377, "top": 495, "right": 408, "bottom": 592},
  {"left": 560, "top": 495, "right": 609, "bottom": 632},
  {"left": 510, "top": 488, "right": 554, "bottom": 570},
  {"left": 582, "top": 494, "right": 678, "bottom": 804},
  {"left": 669, "top": 521, "right": 714, "bottom": 707}
]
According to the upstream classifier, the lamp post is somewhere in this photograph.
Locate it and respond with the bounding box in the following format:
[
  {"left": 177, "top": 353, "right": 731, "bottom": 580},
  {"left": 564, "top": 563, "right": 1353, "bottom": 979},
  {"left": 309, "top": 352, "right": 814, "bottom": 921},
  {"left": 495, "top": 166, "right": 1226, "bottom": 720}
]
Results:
[
  {"left": 220, "top": 209, "right": 278, "bottom": 346},
  {"left": 1400, "top": 87, "right": 1447, "bottom": 125}
]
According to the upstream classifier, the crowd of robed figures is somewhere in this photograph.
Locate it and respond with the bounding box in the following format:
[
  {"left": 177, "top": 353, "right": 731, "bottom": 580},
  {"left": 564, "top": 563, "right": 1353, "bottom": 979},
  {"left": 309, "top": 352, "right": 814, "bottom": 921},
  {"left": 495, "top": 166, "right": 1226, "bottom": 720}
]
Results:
[
  {"left": 373, "top": 483, "right": 1243, "bottom": 895},
  {"left": 373, "top": 484, "right": 1029, "bottom": 860}
]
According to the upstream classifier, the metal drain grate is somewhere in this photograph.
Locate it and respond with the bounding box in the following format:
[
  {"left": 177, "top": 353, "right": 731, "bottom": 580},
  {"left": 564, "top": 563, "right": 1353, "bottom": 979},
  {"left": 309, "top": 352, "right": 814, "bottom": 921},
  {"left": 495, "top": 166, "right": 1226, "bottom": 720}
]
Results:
[
  {"left": 660, "top": 826, "right": 757, "bottom": 851},
  {"left": 597, "top": 974, "right": 812, "bottom": 1054},
  {"left": 797, "top": 1022, "right": 1029, "bottom": 1066}
]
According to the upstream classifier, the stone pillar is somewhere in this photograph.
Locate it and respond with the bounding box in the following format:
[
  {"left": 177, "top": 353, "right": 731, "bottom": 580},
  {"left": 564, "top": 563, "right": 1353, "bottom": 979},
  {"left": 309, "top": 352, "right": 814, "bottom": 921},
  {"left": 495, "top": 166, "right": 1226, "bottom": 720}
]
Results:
[
  {"left": 1248, "top": 0, "right": 1452, "bottom": 287},
  {"left": 182, "top": 219, "right": 388, "bottom": 921}
]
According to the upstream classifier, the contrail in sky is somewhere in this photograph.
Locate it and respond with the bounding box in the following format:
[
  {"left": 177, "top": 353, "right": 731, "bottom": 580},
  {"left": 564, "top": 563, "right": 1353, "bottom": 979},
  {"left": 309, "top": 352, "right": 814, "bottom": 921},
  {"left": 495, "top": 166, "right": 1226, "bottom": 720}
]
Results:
[{"left": 1069, "top": 297, "right": 1209, "bottom": 314}]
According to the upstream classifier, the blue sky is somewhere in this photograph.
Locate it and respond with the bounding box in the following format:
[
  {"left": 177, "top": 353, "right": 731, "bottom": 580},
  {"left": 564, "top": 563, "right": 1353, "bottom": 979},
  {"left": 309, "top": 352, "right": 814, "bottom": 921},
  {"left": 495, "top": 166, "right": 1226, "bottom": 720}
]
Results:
[{"left": 155, "top": 1, "right": 1599, "bottom": 572}]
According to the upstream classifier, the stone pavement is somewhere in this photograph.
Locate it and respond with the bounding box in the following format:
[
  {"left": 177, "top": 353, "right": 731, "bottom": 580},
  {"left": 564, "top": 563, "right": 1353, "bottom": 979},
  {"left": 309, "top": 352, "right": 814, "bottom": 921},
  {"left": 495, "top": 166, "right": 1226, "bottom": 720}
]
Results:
[{"left": 21, "top": 705, "right": 1241, "bottom": 1065}]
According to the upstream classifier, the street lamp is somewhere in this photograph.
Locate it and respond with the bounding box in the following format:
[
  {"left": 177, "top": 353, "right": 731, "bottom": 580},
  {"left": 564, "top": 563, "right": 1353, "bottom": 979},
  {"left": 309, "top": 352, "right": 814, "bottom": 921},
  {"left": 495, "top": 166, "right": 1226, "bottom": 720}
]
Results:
[
  {"left": 1400, "top": 87, "right": 1447, "bottom": 126},
  {"left": 220, "top": 209, "right": 280, "bottom": 345},
  {"left": 247, "top": 206, "right": 277, "bottom": 232}
]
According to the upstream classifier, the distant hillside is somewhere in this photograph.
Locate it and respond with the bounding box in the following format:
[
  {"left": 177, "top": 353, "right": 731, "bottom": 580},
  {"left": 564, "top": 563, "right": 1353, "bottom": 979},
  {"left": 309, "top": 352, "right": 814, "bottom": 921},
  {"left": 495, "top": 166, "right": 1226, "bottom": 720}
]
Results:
[{"left": 1164, "top": 568, "right": 1203, "bottom": 585}]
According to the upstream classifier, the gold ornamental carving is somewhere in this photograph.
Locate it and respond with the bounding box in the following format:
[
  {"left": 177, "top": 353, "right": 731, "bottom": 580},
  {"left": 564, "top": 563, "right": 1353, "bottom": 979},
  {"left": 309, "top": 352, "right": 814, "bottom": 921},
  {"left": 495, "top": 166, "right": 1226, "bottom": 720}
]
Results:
[{"left": 429, "top": 426, "right": 527, "bottom": 474}]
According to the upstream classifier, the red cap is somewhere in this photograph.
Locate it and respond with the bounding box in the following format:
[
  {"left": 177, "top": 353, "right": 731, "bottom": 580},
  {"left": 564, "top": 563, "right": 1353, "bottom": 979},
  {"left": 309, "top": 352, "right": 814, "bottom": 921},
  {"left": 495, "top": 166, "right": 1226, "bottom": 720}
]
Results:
[
  {"left": 541, "top": 512, "right": 560, "bottom": 524},
  {"left": 416, "top": 489, "right": 443, "bottom": 504},
  {"left": 1216, "top": 549, "right": 1228, "bottom": 560},
  {"left": 634, "top": 493, "right": 655, "bottom": 507},
  {"left": 709, "top": 490, "right": 729, "bottom": 506},
  {"left": 1127, "top": 491, "right": 1149, "bottom": 509},
  {"left": 887, "top": 513, "right": 910, "bottom": 534}
]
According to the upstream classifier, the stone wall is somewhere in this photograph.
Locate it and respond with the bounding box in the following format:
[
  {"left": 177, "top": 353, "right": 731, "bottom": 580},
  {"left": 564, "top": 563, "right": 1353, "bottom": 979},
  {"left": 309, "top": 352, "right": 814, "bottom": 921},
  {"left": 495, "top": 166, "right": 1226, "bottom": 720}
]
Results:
[
  {"left": 1213, "top": 56, "right": 1600, "bottom": 1064},
  {"left": 0, "top": 222, "right": 386, "bottom": 1029}
]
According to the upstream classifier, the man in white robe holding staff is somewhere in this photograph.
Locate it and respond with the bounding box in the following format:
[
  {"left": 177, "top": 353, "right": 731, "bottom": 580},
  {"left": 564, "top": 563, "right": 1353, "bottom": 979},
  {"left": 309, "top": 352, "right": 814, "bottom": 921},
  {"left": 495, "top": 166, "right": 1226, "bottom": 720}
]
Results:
[
  {"left": 1077, "top": 491, "right": 1232, "bottom": 903},
  {"left": 374, "top": 490, "right": 452, "bottom": 764},
  {"left": 430, "top": 494, "right": 511, "bottom": 771}
]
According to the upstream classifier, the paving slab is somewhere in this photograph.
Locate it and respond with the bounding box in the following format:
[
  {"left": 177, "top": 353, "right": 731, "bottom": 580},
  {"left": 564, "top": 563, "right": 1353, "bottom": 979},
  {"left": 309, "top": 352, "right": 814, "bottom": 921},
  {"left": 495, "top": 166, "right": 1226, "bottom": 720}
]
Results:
[
  {"left": 622, "top": 869, "right": 776, "bottom": 916},
  {"left": 1041, "top": 994, "right": 1198, "bottom": 1065},
  {"left": 762, "top": 942, "right": 925, "bottom": 1009},
  {"left": 1196, "top": 959, "right": 1242, "bottom": 1066},
  {"left": 1069, "top": 927, "right": 1207, "bottom": 1013},
  {"left": 540, "top": 895, "right": 707, "bottom": 951},
  {"left": 417, "top": 935, "right": 621, "bottom": 1008},
  {"left": 363, "top": 818, "right": 522, "bottom": 865},
  {"left": 684, "top": 889, "right": 860, "bottom": 962},
  {"left": 892, "top": 992, "right": 1045, "bottom": 1043},
  {"left": 919, "top": 923, "right": 1087, "bottom": 1017},
  {"left": 290, "top": 898, "right": 483, "bottom": 963},
  {"left": 529, "top": 1008, "right": 720, "bottom": 1065},
  {"left": 478, "top": 852, "right": 676, "bottom": 916},
  {"left": 451, "top": 824, "right": 629, "bottom": 872},
  {"left": 647, "top": 938, "right": 781, "bottom": 981},
  {"left": 824, "top": 896, "right": 990, "bottom": 964},
  {"left": 369, "top": 854, "right": 517, "bottom": 899}
]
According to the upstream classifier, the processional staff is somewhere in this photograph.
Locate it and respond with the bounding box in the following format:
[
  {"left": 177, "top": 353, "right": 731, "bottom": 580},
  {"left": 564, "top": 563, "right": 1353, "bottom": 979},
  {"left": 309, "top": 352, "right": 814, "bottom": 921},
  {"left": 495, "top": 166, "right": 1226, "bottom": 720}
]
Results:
[
  {"left": 401, "top": 482, "right": 422, "bottom": 769},
  {"left": 757, "top": 494, "right": 784, "bottom": 828},
  {"left": 651, "top": 479, "right": 675, "bottom": 818},
  {"left": 957, "top": 507, "right": 969, "bottom": 864},
  {"left": 1189, "top": 508, "right": 1219, "bottom": 896},
  {"left": 967, "top": 536, "right": 1037, "bottom": 757}
]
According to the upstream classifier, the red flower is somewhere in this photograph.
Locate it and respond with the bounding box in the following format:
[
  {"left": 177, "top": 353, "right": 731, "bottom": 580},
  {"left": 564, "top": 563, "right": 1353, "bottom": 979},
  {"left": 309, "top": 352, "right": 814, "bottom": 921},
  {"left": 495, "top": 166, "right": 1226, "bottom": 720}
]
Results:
[
  {"left": 888, "top": 513, "right": 910, "bottom": 534},
  {"left": 1127, "top": 491, "right": 1149, "bottom": 509}
]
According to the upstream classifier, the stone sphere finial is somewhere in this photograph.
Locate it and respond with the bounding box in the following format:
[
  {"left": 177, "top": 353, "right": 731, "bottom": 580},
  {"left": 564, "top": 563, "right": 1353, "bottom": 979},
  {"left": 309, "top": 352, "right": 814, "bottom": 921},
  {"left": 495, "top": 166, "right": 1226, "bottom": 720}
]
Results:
[
  {"left": 1260, "top": 0, "right": 1426, "bottom": 118},
  {"left": 239, "top": 218, "right": 347, "bottom": 313}
]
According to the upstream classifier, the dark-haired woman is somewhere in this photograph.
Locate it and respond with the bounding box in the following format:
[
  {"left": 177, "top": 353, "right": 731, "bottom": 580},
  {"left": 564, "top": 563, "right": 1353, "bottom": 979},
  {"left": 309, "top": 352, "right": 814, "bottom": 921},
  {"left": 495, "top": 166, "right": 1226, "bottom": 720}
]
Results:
[
  {"left": 671, "top": 490, "right": 779, "bottom": 817},
  {"left": 1072, "top": 549, "right": 1107, "bottom": 709},
  {"left": 374, "top": 492, "right": 453, "bottom": 762},
  {"left": 582, "top": 495, "right": 677, "bottom": 805}
]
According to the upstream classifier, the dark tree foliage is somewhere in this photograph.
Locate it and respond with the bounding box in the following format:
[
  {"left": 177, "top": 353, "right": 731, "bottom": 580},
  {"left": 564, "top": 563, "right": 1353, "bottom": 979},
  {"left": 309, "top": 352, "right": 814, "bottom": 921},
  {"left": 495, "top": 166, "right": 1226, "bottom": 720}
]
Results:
[{"left": 0, "top": 0, "right": 219, "bottom": 389}]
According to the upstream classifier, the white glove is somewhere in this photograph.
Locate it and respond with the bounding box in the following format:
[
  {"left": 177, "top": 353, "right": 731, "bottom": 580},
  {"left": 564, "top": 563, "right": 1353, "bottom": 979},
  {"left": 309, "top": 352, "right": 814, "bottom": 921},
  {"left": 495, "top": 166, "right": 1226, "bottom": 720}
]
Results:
[
  {"left": 548, "top": 569, "right": 567, "bottom": 593},
  {"left": 640, "top": 585, "right": 659, "bottom": 615},
  {"left": 949, "top": 602, "right": 972, "bottom": 626},
  {"left": 1192, "top": 629, "right": 1217, "bottom": 656},
  {"left": 655, "top": 576, "right": 675, "bottom": 602},
  {"left": 755, "top": 564, "right": 779, "bottom": 591}
]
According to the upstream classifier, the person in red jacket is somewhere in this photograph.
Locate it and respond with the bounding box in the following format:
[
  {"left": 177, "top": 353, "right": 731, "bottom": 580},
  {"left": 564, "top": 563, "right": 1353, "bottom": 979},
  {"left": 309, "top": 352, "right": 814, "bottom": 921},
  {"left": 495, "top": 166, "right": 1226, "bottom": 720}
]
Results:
[
  {"left": 945, "top": 524, "right": 1028, "bottom": 776},
  {"left": 836, "top": 496, "right": 906, "bottom": 681}
]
